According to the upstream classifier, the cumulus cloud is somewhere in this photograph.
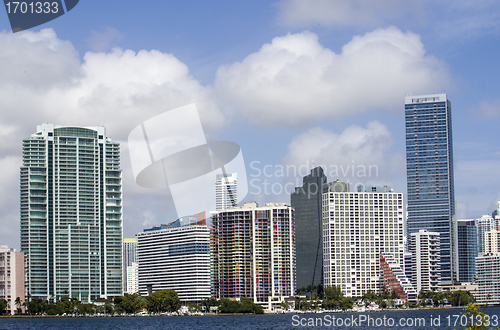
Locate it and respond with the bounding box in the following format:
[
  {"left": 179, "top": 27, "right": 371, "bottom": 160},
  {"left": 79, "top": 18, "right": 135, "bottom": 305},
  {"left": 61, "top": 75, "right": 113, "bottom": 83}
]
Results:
[
  {"left": 275, "top": 0, "right": 421, "bottom": 28},
  {"left": 86, "top": 27, "right": 125, "bottom": 52},
  {"left": 281, "top": 121, "right": 404, "bottom": 188},
  {"left": 0, "top": 29, "right": 223, "bottom": 248},
  {"left": 214, "top": 27, "right": 450, "bottom": 127}
]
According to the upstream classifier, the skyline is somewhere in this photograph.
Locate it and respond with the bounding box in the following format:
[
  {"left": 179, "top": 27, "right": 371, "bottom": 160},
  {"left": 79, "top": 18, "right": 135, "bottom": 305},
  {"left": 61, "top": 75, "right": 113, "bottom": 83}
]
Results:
[{"left": 1, "top": 1, "right": 500, "bottom": 249}]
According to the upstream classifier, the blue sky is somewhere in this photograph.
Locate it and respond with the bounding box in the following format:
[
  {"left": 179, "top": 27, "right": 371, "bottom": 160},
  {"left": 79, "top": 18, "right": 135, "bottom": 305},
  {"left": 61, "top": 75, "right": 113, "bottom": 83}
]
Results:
[{"left": 1, "top": 0, "right": 500, "bottom": 248}]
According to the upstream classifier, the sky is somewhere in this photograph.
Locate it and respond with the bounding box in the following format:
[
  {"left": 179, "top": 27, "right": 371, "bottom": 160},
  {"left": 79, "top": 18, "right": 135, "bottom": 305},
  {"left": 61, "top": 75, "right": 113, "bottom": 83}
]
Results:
[{"left": 1, "top": 0, "right": 500, "bottom": 249}]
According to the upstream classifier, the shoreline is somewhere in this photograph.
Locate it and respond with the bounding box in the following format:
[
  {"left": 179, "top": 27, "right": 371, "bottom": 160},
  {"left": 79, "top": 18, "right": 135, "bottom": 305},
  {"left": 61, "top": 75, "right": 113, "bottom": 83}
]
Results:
[{"left": 2, "top": 305, "right": 499, "bottom": 318}]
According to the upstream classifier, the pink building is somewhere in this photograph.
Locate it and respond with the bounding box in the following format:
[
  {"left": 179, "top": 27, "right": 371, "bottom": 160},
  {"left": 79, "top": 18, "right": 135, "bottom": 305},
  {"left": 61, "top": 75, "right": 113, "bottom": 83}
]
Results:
[{"left": 0, "top": 245, "right": 25, "bottom": 314}]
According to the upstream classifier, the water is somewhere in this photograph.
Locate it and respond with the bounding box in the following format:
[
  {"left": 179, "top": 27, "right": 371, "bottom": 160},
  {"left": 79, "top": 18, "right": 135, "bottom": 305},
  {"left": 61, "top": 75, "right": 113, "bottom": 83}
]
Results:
[{"left": 1, "top": 307, "right": 499, "bottom": 329}]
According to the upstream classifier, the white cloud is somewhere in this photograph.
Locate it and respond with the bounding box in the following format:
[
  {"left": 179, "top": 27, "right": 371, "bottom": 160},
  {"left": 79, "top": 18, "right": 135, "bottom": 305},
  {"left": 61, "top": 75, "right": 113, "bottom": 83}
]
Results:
[
  {"left": 214, "top": 27, "right": 450, "bottom": 127},
  {"left": 0, "top": 29, "right": 224, "bottom": 248},
  {"left": 275, "top": 0, "right": 423, "bottom": 28},
  {"left": 281, "top": 121, "right": 404, "bottom": 188},
  {"left": 85, "top": 27, "right": 125, "bottom": 52}
]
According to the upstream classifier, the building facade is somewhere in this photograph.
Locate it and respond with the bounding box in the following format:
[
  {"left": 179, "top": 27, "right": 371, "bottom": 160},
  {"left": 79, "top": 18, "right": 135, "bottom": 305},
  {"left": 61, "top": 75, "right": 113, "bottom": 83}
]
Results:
[
  {"left": 20, "top": 123, "right": 122, "bottom": 302},
  {"left": 211, "top": 202, "right": 295, "bottom": 309},
  {"left": 123, "top": 238, "right": 138, "bottom": 294},
  {"left": 457, "top": 219, "right": 477, "bottom": 283},
  {"left": 137, "top": 217, "right": 210, "bottom": 303},
  {"left": 380, "top": 253, "right": 417, "bottom": 302},
  {"left": 476, "top": 214, "right": 499, "bottom": 254},
  {"left": 405, "top": 94, "right": 455, "bottom": 286},
  {"left": 215, "top": 173, "right": 238, "bottom": 211},
  {"left": 0, "top": 246, "right": 25, "bottom": 314},
  {"left": 410, "top": 229, "right": 441, "bottom": 293},
  {"left": 322, "top": 181, "right": 405, "bottom": 297},
  {"left": 291, "top": 167, "right": 326, "bottom": 291},
  {"left": 475, "top": 254, "right": 500, "bottom": 304}
]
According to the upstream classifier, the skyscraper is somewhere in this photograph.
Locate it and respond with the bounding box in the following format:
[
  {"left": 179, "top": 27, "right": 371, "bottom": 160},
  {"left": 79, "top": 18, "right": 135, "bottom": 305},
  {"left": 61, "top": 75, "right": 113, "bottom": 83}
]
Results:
[
  {"left": 123, "top": 238, "right": 138, "bottom": 294},
  {"left": 20, "top": 123, "right": 123, "bottom": 302},
  {"left": 457, "top": 219, "right": 477, "bottom": 283},
  {"left": 405, "top": 94, "right": 455, "bottom": 285},
  {"left": 291, "top": 167, "right": 326, "bottom": 290},
  {"left": 411, "top": 229, "right": 441, "bottom": 293},
  {"left": 476, "top": 214, "right": 499, "bottom": 254},
  {"left": 211, "top": 202, "right": 295, "bottom": 310},
  {"left": 322, "top": 181, "right": 406, "bottom": 297},
  {"left": 215, "top": 173, "right": 238, "bottom": 211}
]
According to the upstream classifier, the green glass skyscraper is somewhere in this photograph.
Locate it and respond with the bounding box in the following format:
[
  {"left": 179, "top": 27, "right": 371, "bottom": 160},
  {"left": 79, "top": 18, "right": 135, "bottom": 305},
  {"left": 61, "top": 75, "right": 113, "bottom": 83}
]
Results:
[
  {"left": 405, "top": 94, "right": 455, "bottom": 285},
  {"left": 20, "top": 123, "right": 123, "bottom": 302}
]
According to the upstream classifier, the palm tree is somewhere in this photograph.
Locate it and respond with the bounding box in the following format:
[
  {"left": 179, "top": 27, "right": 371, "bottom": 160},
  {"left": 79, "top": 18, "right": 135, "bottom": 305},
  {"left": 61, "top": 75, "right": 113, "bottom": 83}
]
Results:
[{"left": 15, "top": 297, "right": 21, "bottom": 314}]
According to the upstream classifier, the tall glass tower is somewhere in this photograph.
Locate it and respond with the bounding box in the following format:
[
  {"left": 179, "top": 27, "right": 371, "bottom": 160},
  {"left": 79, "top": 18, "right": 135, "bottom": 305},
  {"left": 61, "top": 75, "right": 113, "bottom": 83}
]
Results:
[
  {"left": 405, "top": 94, "right": 455, "bottom": 286},
  {"left": 291, "top": 167, "right": 326, "bottom": 291},
  {"left": 20, "top": 123, "right": 123, "bottom": 302}
]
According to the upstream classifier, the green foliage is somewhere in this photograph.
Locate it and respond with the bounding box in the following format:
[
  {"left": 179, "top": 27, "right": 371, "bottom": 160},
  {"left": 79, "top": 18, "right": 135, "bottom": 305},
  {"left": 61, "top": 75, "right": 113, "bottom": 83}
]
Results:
[
  {"left": 188, "top": 302, "right": 202, "bottom": 311},
  {"left": 456, "top": 303, "right": 493, "bottom": 330},
  {"left": 218, "top": 298, "right": 263, "bottom": 314},
  {"left": 114, "top": 293, "right": 145, "bottom": 314},
  {"left": 0, "top": 299, "right": 7, "bottom": 314},
  {"left": 323, "top": 285, "right": 344, "bottom": 309},
  {"left": 449, "top": 290, "right": 475, "bottom": 307},
  {"left": 145, "top": 289, "right": 181, "bottom": 313}
]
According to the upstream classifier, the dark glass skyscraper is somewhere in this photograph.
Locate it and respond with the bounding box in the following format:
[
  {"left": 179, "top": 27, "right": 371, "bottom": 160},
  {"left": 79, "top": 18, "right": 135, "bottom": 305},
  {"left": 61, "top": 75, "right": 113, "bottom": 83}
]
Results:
[
  {"left": 457, "top": 219, "right": 477, "bottom": 283},
  {"left": 291, "top": 167, "right": 326, "bottom": 290},
  {"left": 405, "top": 94, "right": 455, "bottom": 285}
]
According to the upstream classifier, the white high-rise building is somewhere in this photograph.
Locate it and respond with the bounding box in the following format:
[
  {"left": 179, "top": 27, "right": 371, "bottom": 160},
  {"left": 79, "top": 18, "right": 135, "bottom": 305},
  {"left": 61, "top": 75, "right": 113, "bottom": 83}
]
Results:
[
  {"left": 476, "top": 215, "right": 499, "bottom": 254},
  {"left": 215, "top": 173, "right": 237, "bottom": 211},
  {"left": 476, "top": 254, "right": 500, "bottom": 304},
  {"left": 126, "top": 262, "right": 139, "bottom": 294},
  {"left": 123, "top": 238, "right": 138, "bottom": 294},
  {"left": 411, "top": 229, "right": 441, "bottom": 293},
  {"left": 322, "top": 181, "right": 405, "bottom": 297},
  {"left": 20, "top": 123, "right": 123, "bottom": 302},
  {"left": 137, "top": 216, "right": 210, "bottom": 303}
]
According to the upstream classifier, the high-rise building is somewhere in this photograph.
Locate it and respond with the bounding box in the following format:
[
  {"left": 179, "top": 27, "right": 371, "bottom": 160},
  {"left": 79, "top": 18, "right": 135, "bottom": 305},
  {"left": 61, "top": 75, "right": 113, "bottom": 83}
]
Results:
[
  {"left": 492, "top": 201, "right": 500, "bottom": 218},
  {"left": 476, "top": 214, "right": 498, "bottom": 254},
  {"left": 457, "top": 219, "right": 477, "bottom": 283},
  {"left": 475, "top": 254, "right": 500, "bottom": 304},
  {"left": 405, "top": 94, "right": 455, "bottom": 285},
  {"left": 215, "top": 173, "right": 237, "bottom": 211},
  {"left": 0, "top": 246, "right": 25, "bottom": 314},
  {"left": 411, "top": 229, "right": 441, "bottom": 293},
  {"left": 211, "top": 202, "right": 295, "bottom": 310},
  {"left": 484, "top": 227, "right": 500, "bottom": 254},
  {"left": 291, "top": 167, "right": 326, "bottom": 290},
  {"left": 137, "top": 216, "right": 210, "bottom": 303},
  {"left": 322, "top": 181, "right": 405, "bottom": 297},
  {"left": 20, "top": 123, "right": 123, "bottom": 302},
  {"left": 123, "top": 238, "right": 138, "bottom": 294}
]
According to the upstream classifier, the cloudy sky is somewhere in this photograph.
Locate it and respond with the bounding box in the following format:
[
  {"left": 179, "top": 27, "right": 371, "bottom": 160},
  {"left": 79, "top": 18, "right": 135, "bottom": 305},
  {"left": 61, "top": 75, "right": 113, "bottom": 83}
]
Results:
[{"left": 1, "top": 1, "right": 500, "bottom": 249}]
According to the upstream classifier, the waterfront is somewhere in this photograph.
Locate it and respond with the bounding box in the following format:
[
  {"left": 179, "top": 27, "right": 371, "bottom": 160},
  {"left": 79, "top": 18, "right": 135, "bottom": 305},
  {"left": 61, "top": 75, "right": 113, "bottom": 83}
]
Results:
[{"left": 1, "top": 307, "right": 500, "bottom": 330}]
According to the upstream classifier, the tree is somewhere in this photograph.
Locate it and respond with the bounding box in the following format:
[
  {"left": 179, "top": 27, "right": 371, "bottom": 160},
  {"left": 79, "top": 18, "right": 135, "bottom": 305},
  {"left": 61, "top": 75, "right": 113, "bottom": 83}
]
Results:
[
  {"left": 15, "top": 297, "right": 22, "bottom": 314},
  {"left": 323, "top": 285, "right": 343, "bottom": 309},
  {"left": 449, "top": 290, "right": 474, "bottom": 307},
  {"left": 145, "top": 289, "right": 181, "bottom": 313},
  {"left": 0, "top": 299, "right": 7, "bottom": 314},
  {"left": 459, "top": 303, "right": 488, "bottom": 330}
]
